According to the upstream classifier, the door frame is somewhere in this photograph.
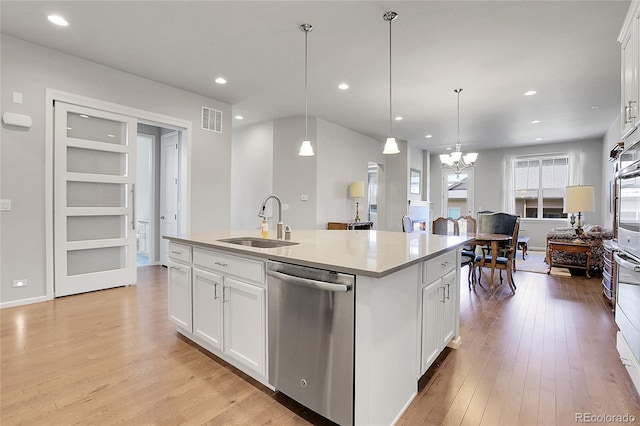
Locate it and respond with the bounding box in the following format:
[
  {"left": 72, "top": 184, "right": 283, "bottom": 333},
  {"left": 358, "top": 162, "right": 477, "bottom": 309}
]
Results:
[
  {"left": 441, "top": 168, "right": 475, "bottom": 219},
  {"left": 45, "top": 89, "right": 192, "bottom": 300}
]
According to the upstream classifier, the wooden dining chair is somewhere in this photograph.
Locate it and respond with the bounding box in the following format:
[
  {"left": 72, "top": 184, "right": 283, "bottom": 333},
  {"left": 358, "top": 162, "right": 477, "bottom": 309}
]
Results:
[
  {"left": 433, "top": 217, "right": 474, "bottom": 288},
  {"left": 474, "top": 218, "right": 520, "bottom": 294},
  {"left": 456, "top": 215, "right": 477, "bottom": 289},
  {"left": 432, "top": 217, "right": 459, "bottom": 235}
]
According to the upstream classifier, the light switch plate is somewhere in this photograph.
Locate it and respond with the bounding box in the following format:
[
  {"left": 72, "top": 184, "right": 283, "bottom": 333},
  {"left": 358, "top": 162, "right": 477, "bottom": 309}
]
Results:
[
  {"left": 12, "top": 92, "right": 23, "bottom": 104},
  {"left": 301, "top": 195, "right": 309, "bottom": 201},
  {"left": 0, "top": 199, "right": 11, "bottom": 211}
]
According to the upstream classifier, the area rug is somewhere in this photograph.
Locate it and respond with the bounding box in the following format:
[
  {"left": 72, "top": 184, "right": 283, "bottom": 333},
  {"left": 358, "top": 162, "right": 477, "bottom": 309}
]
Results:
[{"left": 515, "top": 250, "right": 571, "bottom": 276}]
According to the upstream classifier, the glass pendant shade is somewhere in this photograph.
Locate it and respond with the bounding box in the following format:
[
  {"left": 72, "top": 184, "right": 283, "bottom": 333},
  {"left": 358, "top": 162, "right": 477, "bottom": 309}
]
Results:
[
  {"left": 383, "top": 137, "right": 400, "bottom": 154},
  {"left": 298, "top": 140, "right": 315, "bottom": 156},
  {"left": 463, "top": 152, "right": 478, "bottom": 164},
  {"left": 450, "top": 151, "right": 462, "bottom": 162}
]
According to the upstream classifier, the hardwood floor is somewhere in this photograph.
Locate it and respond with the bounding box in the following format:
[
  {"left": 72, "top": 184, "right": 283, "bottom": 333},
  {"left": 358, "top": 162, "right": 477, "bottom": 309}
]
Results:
[{"left": 2, "top": 266, "right": 639, "bottom": 425}]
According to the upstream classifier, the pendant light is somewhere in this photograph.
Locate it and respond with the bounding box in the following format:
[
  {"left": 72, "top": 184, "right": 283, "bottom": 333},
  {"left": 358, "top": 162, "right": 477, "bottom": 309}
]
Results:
[
  {"left": 439, "top": 88, "right": 478, "bottom": 174},
  {"left": 298, "top": 23, "right": 315, "bottom": 156},
  {"left": 383, "top": 11, "right": 400, "bottom": 155}
]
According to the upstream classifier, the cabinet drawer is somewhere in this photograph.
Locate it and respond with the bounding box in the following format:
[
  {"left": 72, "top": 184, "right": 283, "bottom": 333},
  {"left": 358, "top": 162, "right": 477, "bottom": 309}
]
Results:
[
  {"left": 423, "top": 251, "right": 457, "bottom": 284},
  {"left": 169, "top": 242, "right": 192, "bottom": 263},
  {"left": 193, "top": 248, "right": 265, "bottom": 285}
]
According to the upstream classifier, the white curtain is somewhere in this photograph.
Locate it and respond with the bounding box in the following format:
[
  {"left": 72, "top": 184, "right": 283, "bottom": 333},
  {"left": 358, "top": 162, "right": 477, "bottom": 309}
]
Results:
[
  {"left": 501, "top": 155, "right": 516, "bottom": 213},
  {"left": 568, "top": 149, "right": 584, "bottom": 185}
]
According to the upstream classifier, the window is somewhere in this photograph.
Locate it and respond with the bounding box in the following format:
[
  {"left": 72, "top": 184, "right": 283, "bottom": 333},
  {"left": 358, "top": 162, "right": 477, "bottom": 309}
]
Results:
[{"left": 514, "top": 155, "right": 569, "bottom": 219}]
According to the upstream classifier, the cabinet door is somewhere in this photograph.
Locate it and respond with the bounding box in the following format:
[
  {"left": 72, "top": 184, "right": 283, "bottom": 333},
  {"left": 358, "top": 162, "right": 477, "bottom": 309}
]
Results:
[
  {"left": 421, "top": 280, "right": 442, "bottom": 374},
  {"left": 440, "top": 270, "right": 457, "bottom": 349},
  {"left": 622, "top": 23, "right": 637, "bottom": 137},
  {"left": 193, "top": 268, "right": 223, "bottom": 350},
  {"left": 167, "top": 261, "right": 192, "bottom": 332},
  {"left": 223, "top": 278, "right": 266, "bottom": 376}
]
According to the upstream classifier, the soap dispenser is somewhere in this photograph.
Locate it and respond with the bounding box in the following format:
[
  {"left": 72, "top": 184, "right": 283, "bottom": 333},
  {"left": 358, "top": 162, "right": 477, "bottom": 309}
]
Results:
[{"left": 261, "top": 217, "right": 269, "bottom": 238}]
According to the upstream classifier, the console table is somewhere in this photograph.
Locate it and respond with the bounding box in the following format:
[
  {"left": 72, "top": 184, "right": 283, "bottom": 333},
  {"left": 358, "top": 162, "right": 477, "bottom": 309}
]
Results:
[
  {"left": 547, "top": 241, "right": 592, "bottom": 278},
  {"left": 327, "top": 221, "right": 373, "bottom": 230}
]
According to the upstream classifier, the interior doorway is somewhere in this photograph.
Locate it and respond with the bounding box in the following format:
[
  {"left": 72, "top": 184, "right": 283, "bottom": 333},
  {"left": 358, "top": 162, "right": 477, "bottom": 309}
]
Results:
[
  {"left": 136, "top": 126, "right": 183, "bottom": 267},
  {"left": 442, "top": 169, "right": 474, "bottom": 219}
]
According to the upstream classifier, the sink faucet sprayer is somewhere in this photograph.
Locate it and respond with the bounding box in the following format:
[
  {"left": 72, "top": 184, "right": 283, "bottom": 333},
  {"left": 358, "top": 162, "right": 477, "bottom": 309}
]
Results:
[{"left": 259, "top": 195, "right": 285, "bottom": 240}]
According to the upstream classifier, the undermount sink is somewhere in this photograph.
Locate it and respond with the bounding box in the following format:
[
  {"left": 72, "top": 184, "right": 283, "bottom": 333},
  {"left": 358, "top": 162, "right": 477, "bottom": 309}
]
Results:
[{"left": 218, "top": 237, "right": 299, "bottom": 249}]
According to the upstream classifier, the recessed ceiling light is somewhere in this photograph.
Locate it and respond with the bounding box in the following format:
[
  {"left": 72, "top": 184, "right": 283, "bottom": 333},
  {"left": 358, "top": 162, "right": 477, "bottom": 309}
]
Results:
[
  {"left": 107, "top": 134, "right": 115, "bottom": 138},
  {"left": 234, "top": 115, "right": 244, "bottom": 120},
  {"left": 425, "top": 134, "right": 433, "bottom": 138},
  {"left": 591, "top": 105, "right": 600, "bottom": 110},
  {"left": 446, "top": 147, "right": 452, "bottom": 151},
  {"left": 79, "top": 114, "right": 89, "bottom": 118},
  {"left": 214, "top": 77, "right": 227, "bottom": 85},
  {"left": 338, "top": 83, "right": 349, "bottom": 90},
  {"left": 48, "top": 15, "right": 68, "bottom": 26},
  {"left": 394, "top": 116, "right": 403, "bottom": 121},
  {"left": 531, "top": 120, "right": 541, "bottom": 124},
  {"left": 66, "top": 127, "right": 72, "bottom": 130},
  {"left": 524, "top": 90, "right": 537, "bottom": 96},
  {"left": 535, "top": 138, "right": 543, "bottom": 141}
]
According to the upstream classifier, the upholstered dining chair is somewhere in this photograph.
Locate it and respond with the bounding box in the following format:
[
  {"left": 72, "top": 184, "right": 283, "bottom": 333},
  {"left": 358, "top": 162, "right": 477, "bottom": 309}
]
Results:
[
  {"left": 402, "top": 215, "right": 413, "bottom": 233},
  {"left": 474, "top": 217, "right": 520, "bottom": 294},
  {"left": 432, "top": 217, "right": 474, "bottom": 287}
]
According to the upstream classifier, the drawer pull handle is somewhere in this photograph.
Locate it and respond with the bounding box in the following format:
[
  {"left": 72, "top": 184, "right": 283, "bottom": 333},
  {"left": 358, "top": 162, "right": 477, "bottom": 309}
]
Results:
[
  {"left": 172, "top": 266, "right": 183, "bottom": 272},
  {"left": 171, "top": 251, "right": 182, "bottom": 255},
  {"left": 215, "top": 262, "right": 228, "bottom": 268}
]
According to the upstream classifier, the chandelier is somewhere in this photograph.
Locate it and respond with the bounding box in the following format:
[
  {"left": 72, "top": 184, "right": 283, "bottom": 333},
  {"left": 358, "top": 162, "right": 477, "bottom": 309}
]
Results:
[{"left": 439, "top": 88, "right": 478, "bottom": 174}]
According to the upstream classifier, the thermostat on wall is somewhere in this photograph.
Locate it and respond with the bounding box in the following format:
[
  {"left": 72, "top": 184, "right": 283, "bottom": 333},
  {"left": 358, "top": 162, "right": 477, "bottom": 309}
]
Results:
[{"left": 2, "top": 112, "right": 32, "bottom": 128}]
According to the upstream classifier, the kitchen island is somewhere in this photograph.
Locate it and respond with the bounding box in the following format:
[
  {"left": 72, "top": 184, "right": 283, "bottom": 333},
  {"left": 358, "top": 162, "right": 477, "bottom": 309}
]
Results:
[{"left": 165, "top": 230, "right": 471, "bottom": 425}]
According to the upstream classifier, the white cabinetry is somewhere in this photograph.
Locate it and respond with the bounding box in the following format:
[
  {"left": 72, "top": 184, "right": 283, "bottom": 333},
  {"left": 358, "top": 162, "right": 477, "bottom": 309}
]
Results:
[
  {"left": 192, "top": 268, "right": 223, "bottom": 350},
  {"left": 167, "top": 242, "right": 192, "bottom": 331},
  {"left": 166, "top": 242, "right": 267, "bottom": 382},
  {"left": 620, "top": 1, "right": 640, "bottom": 138},
  {"left": 420, "top": 251, "right": 458, "bottom": 375},
  {"left": 223, "top": 277, "right": 265, "bottom": 375}
]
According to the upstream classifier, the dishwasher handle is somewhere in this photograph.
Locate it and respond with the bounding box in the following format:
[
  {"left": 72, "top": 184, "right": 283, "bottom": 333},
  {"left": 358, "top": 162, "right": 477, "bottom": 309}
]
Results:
[{"left": 267, "top": 269, "right": 352, "bottom": 293}]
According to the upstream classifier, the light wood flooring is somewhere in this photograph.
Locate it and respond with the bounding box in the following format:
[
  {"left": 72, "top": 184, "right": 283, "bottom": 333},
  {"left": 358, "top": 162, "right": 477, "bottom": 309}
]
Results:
[{"left": 2, "top": 266, "right": 639, "bottom": 425}]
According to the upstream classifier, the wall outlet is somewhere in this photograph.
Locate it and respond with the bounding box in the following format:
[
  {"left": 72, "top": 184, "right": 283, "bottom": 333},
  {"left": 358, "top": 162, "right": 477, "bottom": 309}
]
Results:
[
  {"left": 0, "top": 199, "right": 11, "bottom": 211},
  {"left": 282, "top": 204, "right": 290, "bottom": 211},
  {"left": 301, "top": 195, "right": 309, "bottom": 201},
  {"left": 13, "top": 279, "right": 27, "bottom": 288}
]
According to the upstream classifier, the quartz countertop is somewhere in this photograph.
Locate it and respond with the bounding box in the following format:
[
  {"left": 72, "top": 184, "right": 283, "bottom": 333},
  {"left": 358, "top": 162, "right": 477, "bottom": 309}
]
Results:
[{"left": 165, "top": 230, "right": 473, "bottom": 278}]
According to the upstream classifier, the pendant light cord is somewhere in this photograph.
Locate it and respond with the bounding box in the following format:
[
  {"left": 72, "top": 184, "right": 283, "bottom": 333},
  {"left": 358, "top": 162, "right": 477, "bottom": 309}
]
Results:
[
  {"left": 455, "top": 88, "right": 462, "bottom": 152},
  {"left": 304, "top": 28, "right": 309, "bottom": 141},
  {"left": 388, "top": 16, "right": 393, "bottom": 138}
]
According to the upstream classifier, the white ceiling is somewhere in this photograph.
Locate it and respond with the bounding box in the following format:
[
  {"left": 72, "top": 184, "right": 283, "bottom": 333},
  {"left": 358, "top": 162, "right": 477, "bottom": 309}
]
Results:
[{"left": 0, "top": 1, "right": 630, "bottom": 153}]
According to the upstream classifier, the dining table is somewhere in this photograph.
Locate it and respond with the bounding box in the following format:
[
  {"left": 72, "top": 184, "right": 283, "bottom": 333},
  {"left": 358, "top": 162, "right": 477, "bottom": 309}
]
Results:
[{"left": 467, "top": 232, "right": 513, "bottom": 293}]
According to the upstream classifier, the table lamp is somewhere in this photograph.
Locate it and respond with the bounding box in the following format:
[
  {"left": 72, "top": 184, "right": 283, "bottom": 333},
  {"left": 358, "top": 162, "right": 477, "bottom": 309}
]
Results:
[
  {"left": 564, "top": 185, "right": 595, "bottom": 235},
  {"left": 350, "top": 181, "right": 365, "bottom": 222}
]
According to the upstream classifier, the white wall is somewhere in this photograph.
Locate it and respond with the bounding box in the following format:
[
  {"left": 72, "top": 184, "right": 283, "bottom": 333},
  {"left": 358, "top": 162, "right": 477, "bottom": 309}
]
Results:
[
  {"left": 384, "top": 140, "right": 409, "bottom": 232},
  {"left": 231, "top": 121, "right": 274, "bottom": 231},
  {"left": 408, "top": 143, "right": 424, "bottom": 203},
  {"left": 272, "top": 117, "right": 318, "bottom": 230},
  {"left": 316, "top": 119, "right": 385, "bottom": 227},
  {"left": 1, "top": 35, "right": 232, "bottom": 304}
]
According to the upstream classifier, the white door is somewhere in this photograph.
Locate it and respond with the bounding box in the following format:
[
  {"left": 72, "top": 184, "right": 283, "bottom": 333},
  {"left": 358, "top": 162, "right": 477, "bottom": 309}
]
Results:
[
  {"left": 54, "top": 102, "right": 137, "bottom": 297},
  {"left": 442, "top": 169, "right": 474, "bottom": 219},
  {"left": 160, "top": 132, "right": 179, "bottom": 266}
]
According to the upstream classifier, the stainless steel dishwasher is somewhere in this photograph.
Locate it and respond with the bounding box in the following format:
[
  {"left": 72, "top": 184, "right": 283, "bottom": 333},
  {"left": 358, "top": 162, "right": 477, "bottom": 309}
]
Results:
[{"left": 267, "top": 261, "right": 355, "bottom": 426}]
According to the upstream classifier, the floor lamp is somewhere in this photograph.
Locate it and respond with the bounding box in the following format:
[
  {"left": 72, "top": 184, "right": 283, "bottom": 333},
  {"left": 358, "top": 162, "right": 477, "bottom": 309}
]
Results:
[{"left": 350, "top": 181, "right": 365, "bottom": 222}]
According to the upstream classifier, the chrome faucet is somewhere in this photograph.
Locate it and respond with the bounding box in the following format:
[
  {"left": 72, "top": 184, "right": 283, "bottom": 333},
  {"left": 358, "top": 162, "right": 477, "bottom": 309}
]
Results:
[{"left": 259, "top": 195, "right": 284, "bottom": 240}]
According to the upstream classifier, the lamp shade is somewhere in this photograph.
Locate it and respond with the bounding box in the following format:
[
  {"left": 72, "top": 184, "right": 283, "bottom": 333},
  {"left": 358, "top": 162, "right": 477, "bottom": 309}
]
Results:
[
  {"left": 564, "top": 185, "right": 595, "bottom": 213},
  {"left": 350, "top": 181, "right": 365, "bottom": 198},
  {"left": 383, "top": 137, "right": 400, "bottom": 154},
  {"left": 298, "top": 140, "right": 315, "bottom": 156}
]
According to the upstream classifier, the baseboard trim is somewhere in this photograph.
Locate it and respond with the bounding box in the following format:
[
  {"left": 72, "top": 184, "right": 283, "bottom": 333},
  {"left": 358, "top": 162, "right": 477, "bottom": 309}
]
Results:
[{"left": 1, "top": 295, "right": 48, "bottom": 309}]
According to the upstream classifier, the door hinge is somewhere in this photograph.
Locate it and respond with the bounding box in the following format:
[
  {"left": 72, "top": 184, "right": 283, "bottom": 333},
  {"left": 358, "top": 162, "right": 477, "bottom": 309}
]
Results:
[{"left": 174, "top": 214, "right": 177, "bottom": 220}]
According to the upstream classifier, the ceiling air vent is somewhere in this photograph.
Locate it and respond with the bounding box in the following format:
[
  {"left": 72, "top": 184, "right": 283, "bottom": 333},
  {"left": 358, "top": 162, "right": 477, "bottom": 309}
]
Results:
[{"left": 201, "top": 107, "right": 222, "bottom": 133}]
